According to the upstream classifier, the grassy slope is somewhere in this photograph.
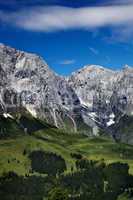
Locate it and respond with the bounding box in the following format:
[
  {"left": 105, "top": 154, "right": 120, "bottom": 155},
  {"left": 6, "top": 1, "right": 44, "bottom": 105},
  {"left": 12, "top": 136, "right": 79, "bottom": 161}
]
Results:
[{"left": 0, "top": 126, "right": 133, "bottom": 176}]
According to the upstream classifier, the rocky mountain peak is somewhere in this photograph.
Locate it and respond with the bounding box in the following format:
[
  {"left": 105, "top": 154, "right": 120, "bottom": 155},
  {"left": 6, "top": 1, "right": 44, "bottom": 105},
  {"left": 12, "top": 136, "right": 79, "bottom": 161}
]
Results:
[
  {"left": 0, "top": 44, "right": 133, "bottom": 139},
  {"left": 68, "top": 63, "right": 133, "bottom": 135},
  {"left": 0, "top": 44, "right": 91, "bottom": 134},
  {"left": 123, "top": 64, "right": 133, "bottom": 70}
]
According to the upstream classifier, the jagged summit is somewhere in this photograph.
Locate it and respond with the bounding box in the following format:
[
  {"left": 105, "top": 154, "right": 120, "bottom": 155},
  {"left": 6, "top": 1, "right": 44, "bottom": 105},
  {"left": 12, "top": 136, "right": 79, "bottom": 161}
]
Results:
[
  {"left": 71, "top": 64, "right": 115, "bottom": 75},
  {"left": 0, "top": 43, "right": 49, "bottom": 66},
  {"left": 69, "top": 62, "right": 133, "bottom": 138},
  {"left": 123, "top": 64, "right": 133, "bottom": 69},
  {"left": 0, "top": 44, "right": 90, "bottom": 133},
  {"left": 80, "top": 64, "right": 113, "bottom": 71},
  {"left": 0, "top": 43, "right": 133, "bottom": 141},
  {"left": 123, "top": 65, "right": 133, "bottom": 73}
]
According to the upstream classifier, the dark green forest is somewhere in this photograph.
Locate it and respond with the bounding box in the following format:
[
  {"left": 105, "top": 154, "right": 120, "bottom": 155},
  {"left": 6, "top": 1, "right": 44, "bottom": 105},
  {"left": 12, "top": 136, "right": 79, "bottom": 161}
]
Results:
[{"left": 0, "top": 150, "right": 133, "bottom": 200}]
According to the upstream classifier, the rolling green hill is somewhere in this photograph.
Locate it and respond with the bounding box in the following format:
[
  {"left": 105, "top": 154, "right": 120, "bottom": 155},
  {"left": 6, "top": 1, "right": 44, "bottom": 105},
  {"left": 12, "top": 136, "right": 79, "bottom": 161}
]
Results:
[
  {"left": 0, "top": 119, "right": 133, "bottom": 175},
  {"left": 0, "top": 113, "right": 133, "bottom": 200}
]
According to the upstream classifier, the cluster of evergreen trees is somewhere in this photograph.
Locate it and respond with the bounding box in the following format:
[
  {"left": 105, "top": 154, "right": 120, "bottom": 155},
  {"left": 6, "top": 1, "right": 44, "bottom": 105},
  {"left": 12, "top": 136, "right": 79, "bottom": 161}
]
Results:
[
  {"left": 29, "top": 151, "right": 66, "bottom": 176},
  {"left": 0, "top": 150, "right": 133, "bottom": 200}
]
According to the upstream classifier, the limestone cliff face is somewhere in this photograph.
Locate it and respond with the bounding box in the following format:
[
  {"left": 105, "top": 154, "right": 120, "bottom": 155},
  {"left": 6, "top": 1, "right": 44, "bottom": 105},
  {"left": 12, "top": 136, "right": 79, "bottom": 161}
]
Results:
[
  {"left": 0, "top": 44, "right": 89, "bottom": 133},
  {"left": 0, "top": 44, "right": 133, "bottom": 140},
  {"left": 68, "top": 64, "right": 133, "bottom": 138}
]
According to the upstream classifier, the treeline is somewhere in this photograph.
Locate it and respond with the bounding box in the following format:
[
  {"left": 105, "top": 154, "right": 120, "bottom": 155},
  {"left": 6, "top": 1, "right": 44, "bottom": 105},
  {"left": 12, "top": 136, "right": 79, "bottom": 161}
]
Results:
[{"left": 0, "top": 150, "right": 133, "bottom": 200}]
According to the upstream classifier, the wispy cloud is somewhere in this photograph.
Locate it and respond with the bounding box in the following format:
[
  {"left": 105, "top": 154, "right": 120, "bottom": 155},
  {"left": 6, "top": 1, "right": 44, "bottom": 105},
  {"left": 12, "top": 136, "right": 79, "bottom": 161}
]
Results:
[
  {"left": 1, "top": 4, "right": 133, "bottom": 35},
  {"left": 89, "top": 47, "right": 99, "bottom": 55},
  {"left": 59, "top": 59, "right": 76, "bottom": 65}
]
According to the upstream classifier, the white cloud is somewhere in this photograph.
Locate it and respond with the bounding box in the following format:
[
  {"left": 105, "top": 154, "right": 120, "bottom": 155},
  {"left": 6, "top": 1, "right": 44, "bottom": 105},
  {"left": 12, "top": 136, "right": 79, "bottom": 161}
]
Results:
[
  {"left": 59, "top": 59, "right": 76, "bottom": 65},
  {"left": 1, "top": 4, "right": 133, "bottom": 33},
  {"left": 89, "top": 47, "right": 99, "bottom": 55}
]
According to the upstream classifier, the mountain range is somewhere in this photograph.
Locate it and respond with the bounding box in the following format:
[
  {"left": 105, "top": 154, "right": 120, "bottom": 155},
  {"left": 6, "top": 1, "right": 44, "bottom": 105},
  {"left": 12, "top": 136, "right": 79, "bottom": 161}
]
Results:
[{"left": 0, "top": 44, "right": 133, "bottom": 143}]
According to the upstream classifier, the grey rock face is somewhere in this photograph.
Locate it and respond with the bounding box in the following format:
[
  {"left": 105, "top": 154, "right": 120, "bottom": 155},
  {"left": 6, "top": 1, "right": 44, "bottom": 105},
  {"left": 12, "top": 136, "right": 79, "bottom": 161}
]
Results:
[
  {"left": 0, "top": 44, "right": 133, "bottom": 139},
  {"left": 68, "top": 65, "right": 133, "bottom": 133},
  {"left": 0, "top": 44, "right": 87, "bottom": 133}
]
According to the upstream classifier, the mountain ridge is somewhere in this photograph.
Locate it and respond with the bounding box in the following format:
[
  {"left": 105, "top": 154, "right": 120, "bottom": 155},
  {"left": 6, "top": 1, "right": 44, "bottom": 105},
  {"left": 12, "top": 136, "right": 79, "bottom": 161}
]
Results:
[
  {"left": 0, "top": 43, "right": 133, "bottom": 142},
  {"left": 68, "top": 62, "right": 133, "bottom": 142},
  {"left": 0, "top": 43, "right": 91, "bottom": 135}
]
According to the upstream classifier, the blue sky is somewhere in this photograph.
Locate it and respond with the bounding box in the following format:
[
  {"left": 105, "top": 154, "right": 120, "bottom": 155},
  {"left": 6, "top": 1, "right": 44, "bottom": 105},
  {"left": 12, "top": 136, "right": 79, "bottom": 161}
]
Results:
[{"left": 0, "top": 0, "right": 133, "bottom": 75}]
